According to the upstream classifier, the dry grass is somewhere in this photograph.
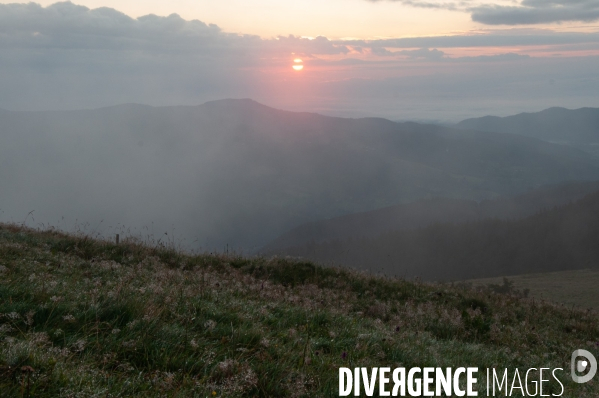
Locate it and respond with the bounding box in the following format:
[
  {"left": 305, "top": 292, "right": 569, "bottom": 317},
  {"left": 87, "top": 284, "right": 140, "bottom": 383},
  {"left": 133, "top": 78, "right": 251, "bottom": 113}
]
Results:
[
  {"left": 469, "top": 269, "right": 599, "bottom": 311},
  {"left": 1, "top": 223, "right": 599, "bottom": 397}
]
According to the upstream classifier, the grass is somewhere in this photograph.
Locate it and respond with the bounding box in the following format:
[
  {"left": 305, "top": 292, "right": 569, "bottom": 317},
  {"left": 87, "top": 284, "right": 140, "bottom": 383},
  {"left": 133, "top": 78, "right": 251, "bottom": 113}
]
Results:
[
  {"left": 469, "top": 269, "right": 599, "bottom": 311},
  {"left": 1, "top": 223, "right": 599, "bottom": 397}
]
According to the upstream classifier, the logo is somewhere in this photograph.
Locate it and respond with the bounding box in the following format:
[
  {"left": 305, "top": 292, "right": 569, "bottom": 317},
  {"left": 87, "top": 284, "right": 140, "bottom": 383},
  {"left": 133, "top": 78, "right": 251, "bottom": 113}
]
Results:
[{"left": 571, "top": 349, "right": 597, "bottom": 384}]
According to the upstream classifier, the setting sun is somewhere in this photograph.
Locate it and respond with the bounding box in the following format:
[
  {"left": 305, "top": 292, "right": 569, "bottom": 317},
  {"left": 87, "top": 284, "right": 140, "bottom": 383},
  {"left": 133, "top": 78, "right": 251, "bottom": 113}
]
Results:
[{"left": 292, "top": 58, "right": 303, "bottom": 71}]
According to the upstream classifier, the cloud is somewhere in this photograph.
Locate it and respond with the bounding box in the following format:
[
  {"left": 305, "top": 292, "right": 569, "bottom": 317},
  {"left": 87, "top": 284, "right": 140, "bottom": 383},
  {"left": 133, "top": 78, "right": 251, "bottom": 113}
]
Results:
[
  {"left": 471, "top": 0, "right": 599, "bottom": 25},
  {"left": 368, "top": 46, "right": 528, "bottom": 61},
  {"left": 397, "top": 47, "right": 446, "bottom": 59},
  {"left": 451, "top": 52, "right": 531, "bottom": 61},
  {"left": 339, "top": 29, "right": 599, "bottom": 49},
  {"left": 369, "top": 0, "right": 599, "bottom": 25},
  {"left": 0, "top": 2, "right": 348, "bottom": 56},
  {"left": 0, "top": 2, "right": 352, "bottom": 110},
  {"left": 366, "top": 0, "right": 472, "bottom": 12}
]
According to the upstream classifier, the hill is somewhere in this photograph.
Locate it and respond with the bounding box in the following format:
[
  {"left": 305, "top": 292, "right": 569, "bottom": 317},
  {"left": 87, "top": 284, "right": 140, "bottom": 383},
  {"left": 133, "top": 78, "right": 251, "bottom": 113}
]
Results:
[
  {"left": 1, "top": 224, "right": 598, "bottom": 396},
  {"left": 2, "top": 99, "right": 599, "bottom": 252},
  {"left": 457, "top": 107, "right": 599, "bottom": 155},
  {"left": 261, "top": 181, "right": 599, "bottom": 252},
  {"left": 266, "top": 190, "right": 599, "bottom": 281}
]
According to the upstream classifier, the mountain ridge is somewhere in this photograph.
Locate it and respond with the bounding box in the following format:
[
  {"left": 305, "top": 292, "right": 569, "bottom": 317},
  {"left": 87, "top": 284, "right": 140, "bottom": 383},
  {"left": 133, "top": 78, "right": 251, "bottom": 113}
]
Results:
[{"left": 457, "top": 106, "right": 599, "bottom": 147}]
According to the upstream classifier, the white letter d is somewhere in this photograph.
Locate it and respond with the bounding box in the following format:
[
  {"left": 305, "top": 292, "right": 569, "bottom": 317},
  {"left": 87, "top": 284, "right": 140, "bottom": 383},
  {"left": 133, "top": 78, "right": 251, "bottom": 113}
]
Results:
[{"left": 340, "top": 368, "right": 353, "bottom": 396}]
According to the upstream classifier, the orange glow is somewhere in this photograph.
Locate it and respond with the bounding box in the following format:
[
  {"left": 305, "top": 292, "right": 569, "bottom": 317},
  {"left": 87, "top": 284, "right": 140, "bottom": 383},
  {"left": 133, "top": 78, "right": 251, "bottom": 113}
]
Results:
[{"left": 292, "top": 64, "right": 304, "bottom": 71}]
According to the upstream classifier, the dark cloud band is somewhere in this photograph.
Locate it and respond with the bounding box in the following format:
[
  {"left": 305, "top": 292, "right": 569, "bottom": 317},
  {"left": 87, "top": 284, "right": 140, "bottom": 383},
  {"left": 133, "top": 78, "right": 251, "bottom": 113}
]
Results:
[
  {"left": 371, "top": 0, "right": 599, "bottom": 25},
  {"left": 471, "top": 1, "right": 599, "bottom": 25}
]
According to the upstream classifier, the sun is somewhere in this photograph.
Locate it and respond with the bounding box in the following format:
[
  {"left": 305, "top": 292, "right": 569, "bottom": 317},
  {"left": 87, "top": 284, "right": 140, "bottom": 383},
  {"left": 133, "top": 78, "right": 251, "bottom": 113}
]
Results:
[{"left": 292, "top": 58, "right": 304, "bottom": 71}]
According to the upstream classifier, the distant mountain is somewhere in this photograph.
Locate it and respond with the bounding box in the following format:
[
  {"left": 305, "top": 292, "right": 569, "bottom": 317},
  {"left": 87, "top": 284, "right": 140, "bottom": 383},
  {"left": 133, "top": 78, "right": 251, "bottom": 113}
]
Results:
[
  {"left": 267, "top": 190, "right": 599, "bottom": 281},
  {"left": 2, "top": 99, "right": 599, "bottom": 251},
  {"left": 457, "top": 107, "right": 599, "bottom": 154},
  {"left": 261, "top": 181, "right": 599, "bottom": 252}
]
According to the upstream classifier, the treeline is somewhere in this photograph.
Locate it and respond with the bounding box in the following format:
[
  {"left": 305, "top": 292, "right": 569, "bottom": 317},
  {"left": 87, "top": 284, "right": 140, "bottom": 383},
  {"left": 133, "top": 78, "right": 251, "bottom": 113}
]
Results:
[{"left": 272, "top": 191, "right": 599, "bottom": 281}]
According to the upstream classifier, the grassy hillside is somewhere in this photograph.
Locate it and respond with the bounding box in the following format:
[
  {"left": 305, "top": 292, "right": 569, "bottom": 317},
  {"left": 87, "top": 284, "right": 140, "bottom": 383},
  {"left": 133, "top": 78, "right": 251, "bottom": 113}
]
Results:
[
  {"left": 1, "top": 224, "right": 599, "bottom": 397},
  {"left": 470, "top": 269, "right": 599, "bottom": 311}
]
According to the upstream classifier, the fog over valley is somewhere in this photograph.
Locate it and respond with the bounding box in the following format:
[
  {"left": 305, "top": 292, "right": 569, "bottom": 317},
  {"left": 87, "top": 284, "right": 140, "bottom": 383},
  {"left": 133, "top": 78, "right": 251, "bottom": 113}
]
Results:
[{"left": 2, "top": 100, "right": 599, "bottom": 257}]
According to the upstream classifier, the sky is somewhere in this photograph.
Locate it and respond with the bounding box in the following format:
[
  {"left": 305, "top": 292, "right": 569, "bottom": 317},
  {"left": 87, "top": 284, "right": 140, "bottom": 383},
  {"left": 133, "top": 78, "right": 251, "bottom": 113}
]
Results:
[{"left": 1, "top": 0, "right": 599, "bottom": 120}]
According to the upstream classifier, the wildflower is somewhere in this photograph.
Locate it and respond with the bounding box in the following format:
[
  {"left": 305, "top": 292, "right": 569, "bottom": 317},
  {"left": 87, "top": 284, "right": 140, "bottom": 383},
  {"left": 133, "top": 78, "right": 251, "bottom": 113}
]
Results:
[
  {"left": 122, "top": 340, "right": 136, "bottom": 348},
  {"left": 73, "top": 339, "right": 86, "bottom": 352},
  {"left": 31, "top": 332, "right": 50, "bottom": 345},
  {"left": 0, "top": 324, "right": 14, "bottom": 333},
  {"left": 50, "top": 296, "right": 62, "bottom": 303},
  {"left": 341, "top": 352, "right": 347, "bottom": 360},
  {"left": 7, "top": 312, "right": 20, "bottom": 320},
  {"left": 54, "top": 328, "right": 63, "bottom": 336},
  {"left": 63, "top": 314, "right": 76, "bottom": 322},
  {"left": 126, "top": 320, "right": 139, "bottom": 329},
  {"left": 204, "top": 320, "right": 217, "bottom": 331},
  {"left": 111, "top": 328, "right": 121, "bottom": 334},
  {"left": 395, "top": 326, "right": 400, "bottom": 332},
  {"left": 260, "top": 338, "right": 270, "bottom": 348},
  {"left": 28, "top": 273, "right": 36, "bottom": 282},
  {"left": 212, "top": 392, "right": 217, "bottom": 396},
  {"left": 190, "top": 339, "right": 198, "bottom": 349}
]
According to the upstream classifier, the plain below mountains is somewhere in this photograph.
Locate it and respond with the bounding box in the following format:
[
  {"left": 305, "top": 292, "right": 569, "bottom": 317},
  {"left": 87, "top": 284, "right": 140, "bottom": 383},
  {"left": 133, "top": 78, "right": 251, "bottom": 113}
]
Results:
[{"left": 2, "top": 99, "right": 599, "bottom": 251}]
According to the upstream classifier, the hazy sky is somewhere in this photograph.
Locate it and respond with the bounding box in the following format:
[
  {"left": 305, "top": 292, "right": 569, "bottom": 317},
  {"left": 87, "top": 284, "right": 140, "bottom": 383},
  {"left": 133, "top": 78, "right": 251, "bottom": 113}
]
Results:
[
  {"left": 3, "top": 0, "right": 599, "bottom": 39},
  {"left": 1, "top": 1, "right": 598, "bottom": 120}
]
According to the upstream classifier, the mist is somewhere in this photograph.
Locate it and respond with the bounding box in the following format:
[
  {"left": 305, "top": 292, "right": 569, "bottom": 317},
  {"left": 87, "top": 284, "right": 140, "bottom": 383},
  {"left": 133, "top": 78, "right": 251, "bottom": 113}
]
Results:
[{"left": 2, "top": 99, "right": 599, "bottom": 254}]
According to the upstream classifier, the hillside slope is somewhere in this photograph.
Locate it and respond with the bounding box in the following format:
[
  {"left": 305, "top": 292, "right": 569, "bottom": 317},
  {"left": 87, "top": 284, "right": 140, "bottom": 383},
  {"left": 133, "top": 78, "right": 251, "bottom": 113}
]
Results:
[
  {"left": 1, "top": 224, "right": 598, "bottom": 396},
  {"left": 457, "top": 107, "right": 599, "bottom": 151},
  {"left": 2, "top": 100, "right": 599, "bottom": 251},
  {"left": 267, "top": 190, "right": 599, "bottom": 281},
  {"left": 261, "top": 180, "right": 599, "bottom": 252}
]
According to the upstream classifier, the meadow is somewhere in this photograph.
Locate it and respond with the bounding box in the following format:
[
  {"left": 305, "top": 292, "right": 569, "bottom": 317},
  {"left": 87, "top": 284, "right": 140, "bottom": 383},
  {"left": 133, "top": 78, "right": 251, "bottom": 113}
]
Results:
[{"left": 1, "top": 223, "right": 599, "bottom": 397}]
